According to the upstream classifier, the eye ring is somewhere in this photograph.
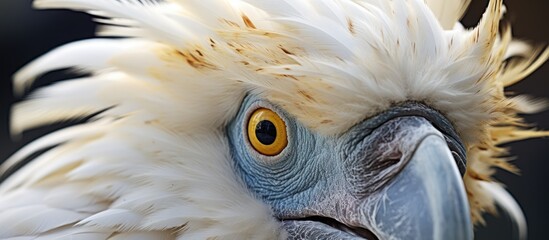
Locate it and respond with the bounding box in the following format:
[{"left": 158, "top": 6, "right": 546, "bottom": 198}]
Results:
[{"left": 247, "top": 108, "right": 288, "bottom": 156}]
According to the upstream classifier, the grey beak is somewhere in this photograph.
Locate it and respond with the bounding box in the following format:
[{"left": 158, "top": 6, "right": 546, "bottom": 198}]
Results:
[{"left": 361, "top": 134, "right": 473, "bottom": 240}]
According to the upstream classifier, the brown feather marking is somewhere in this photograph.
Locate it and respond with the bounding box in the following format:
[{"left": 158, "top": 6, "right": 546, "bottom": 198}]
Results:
[
  {"left": 145, "top": 119, "right": 160, "bottom": 125},
  {"left": 241, "top": 14, "right": 256, "bottom": 29},
  {"left": 298, "top": 90, "right": 316, "bottom": 102},
  {"left": 279, "top": 46, "right": 295, "bottom": 55},
  {"left": 274, "top": 74, "right": 298, "bottom": 81},
  {"left": 347, "top": 18, "right": 355, "bottom": 35},
  {"left": 220, "top": 18, "right": 241, "bottom": 28},
  {"left": 321, "top": 120, "right": 333, "bottom": 124},
  {"left": 173, "top": 50, "right": 216, "bottom": 70},
  {"left": 209, "top": 38, "right": 217, "bottom": 49}
]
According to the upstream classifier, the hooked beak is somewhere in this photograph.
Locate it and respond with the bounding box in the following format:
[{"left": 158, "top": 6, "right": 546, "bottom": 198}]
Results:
[
  {"left": 359, "top": 134, "right": 473, "bottom": 239},
  {"left": 282, "top": 103, "right": 473, "bottom": 240}
]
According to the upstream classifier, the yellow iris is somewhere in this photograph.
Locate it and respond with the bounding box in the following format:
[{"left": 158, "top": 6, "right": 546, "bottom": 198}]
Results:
[{"left": 247, "top": 108, "right": 288, "bottom": 156}]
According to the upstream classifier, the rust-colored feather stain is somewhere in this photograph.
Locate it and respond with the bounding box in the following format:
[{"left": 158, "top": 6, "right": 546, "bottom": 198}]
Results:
[{"left": 241, "top": 14, "right": 256, "bottom": 29}]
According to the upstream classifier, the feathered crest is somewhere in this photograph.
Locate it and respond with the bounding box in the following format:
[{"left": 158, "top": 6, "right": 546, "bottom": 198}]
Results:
[{"left": 0, "top": 0, "right": 547, "bottom": 238}]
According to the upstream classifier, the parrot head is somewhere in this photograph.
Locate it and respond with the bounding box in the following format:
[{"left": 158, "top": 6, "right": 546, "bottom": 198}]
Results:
[
  {"left": 0, "top": 0, "right": 547, "bottom": 239},
  {"left": 228, "top": 97, "right": 470, "bottom": 239}
]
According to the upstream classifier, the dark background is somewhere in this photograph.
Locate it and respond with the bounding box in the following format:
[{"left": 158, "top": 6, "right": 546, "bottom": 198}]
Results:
[{"left": 0, "top": 0, "right": 547, "bottom": 239}]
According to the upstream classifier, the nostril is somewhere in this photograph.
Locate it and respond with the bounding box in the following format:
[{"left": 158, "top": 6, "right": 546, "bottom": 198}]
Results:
[
  {"left": 382, "top": 150, "right": 402, "bottom": 166},
  {"left": 386, "top": 150, "right": 402, "bottom": 161},
  {"left": 371, "top": 150, "right": 402, "bottom": 171}
]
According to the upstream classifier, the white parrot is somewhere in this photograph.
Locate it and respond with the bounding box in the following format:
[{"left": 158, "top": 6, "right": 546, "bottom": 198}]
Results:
[{"left": 0, "top": 0, "right": 548, "bottom": 239}]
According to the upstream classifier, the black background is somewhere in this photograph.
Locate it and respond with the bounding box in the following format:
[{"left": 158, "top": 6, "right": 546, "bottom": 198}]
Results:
[{"left": 0, "top": 0, "right": 547, "bottom": 239}]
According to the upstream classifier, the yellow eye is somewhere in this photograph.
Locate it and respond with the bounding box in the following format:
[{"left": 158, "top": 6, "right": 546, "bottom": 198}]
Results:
[{"left": 247, "top": 108, "right": 288, "bottom": 156}]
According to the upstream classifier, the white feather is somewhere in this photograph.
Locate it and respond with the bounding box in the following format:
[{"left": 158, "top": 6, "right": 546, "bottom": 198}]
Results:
[
  {"left": 108, "top": 231, "right": 173, "bottom": 240},
  {"left": 77, "top": 209, "right": 144, "bottom": 231},
  {"left": 1, "top": 121, "right": 109, "bottom": 189},
  {"left": 424, "top": 0, "right": 472, "bottom": 29},
  {"left": 14, "top": 39, "right": 146, "bottom": 95},
  {"left": 479, "top": 182, "right": 527, "bottom": 240},
  {"left": 0, "top": 188, "right": 47, "bottom": 212},
  {"left": 0, "top": 205, "right": 89, "bottom": 238},
  {"left": 34, "top": 226, "right": 112, "bottom": 240},
  {"left": 35, "top": 0, "right": 211, "bottom": 47}
]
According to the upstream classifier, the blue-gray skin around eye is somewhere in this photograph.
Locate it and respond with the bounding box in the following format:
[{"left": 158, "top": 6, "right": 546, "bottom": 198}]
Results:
[{"left": 227, "top": 95, "right": 346, "bottom": 218}]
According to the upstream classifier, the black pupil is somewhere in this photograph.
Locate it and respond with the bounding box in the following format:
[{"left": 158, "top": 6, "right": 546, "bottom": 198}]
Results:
[{"left": 255, "top": 120, "right": 277, "bottom": 145}]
